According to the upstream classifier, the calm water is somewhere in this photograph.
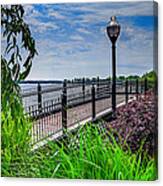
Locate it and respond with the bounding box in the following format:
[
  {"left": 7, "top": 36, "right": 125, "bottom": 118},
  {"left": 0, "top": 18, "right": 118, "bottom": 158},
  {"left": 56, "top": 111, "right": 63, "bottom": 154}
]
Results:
[{"left": 20, "top": 83, "right": 92, "bottom": 109}]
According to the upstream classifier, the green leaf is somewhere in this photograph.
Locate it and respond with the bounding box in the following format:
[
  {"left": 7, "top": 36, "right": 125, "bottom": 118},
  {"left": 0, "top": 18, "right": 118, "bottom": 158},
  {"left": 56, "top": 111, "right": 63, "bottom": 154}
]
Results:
[
  {"left": 6, "top": 45, "right": 14, "bottom": 54},
  {"left": 1, "top": 4, "right": 37, "bottom": 85},
  {"left": 7, "top": 32, "right": 12, "bottom": 43},
  {"left": 12, "top": 63, "right": 20, "bottom": 80},
  {"left": 19, "top": 61, "right": 32, "bottom": 80},
  {"left": 23, "top": 56, "right": 31, "bottom": 68}
]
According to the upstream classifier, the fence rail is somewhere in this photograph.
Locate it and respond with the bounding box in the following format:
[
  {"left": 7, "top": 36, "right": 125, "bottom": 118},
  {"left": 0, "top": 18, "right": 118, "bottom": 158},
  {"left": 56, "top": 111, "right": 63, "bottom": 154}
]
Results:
[{"left": 20, "top": 78, "right": 149, "bottom": 145}]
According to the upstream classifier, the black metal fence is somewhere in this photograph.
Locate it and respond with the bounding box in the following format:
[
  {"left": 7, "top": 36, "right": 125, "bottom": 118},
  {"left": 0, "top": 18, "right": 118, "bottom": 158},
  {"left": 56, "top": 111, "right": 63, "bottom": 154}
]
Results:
[{"left": 20, "top": 78, "right": 148, "bottom": 145}]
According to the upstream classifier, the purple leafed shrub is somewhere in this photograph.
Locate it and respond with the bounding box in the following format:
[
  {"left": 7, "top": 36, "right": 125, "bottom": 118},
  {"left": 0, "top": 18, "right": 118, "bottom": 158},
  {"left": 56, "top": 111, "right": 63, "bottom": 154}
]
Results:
[{"left": 106, "top": 91, "right": 157, "bottom": 156}]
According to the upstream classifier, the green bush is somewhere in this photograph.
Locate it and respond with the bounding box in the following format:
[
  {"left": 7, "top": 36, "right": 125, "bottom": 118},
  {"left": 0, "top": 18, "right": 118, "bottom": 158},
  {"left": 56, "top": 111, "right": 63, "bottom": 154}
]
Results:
[{"left": 141, "top": 70, "right": 157, "bottom": 89}]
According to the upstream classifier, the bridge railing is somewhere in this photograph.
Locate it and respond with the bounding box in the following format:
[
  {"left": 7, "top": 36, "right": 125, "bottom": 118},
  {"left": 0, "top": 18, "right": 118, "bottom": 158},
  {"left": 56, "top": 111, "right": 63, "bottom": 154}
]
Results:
[{"left": 20, "top": 78, "right": 148, "bottom": 145}]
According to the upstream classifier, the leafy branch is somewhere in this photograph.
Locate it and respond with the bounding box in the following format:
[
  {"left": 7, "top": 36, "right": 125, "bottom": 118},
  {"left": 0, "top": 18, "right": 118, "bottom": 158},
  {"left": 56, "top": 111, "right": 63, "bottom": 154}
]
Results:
[{"left": 1, "top": 5, "right": 37, "bottom": 82}]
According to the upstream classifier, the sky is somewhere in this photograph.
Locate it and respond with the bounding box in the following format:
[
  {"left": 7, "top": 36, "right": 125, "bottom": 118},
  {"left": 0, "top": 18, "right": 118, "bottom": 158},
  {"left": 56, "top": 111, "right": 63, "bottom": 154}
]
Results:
[{"left": 3, "top": 1, "right": 158, "bottom": 80}]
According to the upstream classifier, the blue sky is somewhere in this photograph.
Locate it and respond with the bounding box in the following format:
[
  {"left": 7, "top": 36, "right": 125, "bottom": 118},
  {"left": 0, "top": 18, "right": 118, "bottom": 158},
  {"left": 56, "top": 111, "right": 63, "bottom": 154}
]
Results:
[{"left": 21, "top": 1, "right": 157, "bottom": 80}]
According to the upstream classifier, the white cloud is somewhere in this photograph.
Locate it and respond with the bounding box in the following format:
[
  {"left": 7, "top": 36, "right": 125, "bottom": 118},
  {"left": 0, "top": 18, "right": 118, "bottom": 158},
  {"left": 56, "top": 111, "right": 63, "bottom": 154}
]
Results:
[
  {"left": 36, "top": 21, "right": 59, "bottom": 33},
  {"left": 77, "top": 28, "right": 91, "bottom": 35},
  {"left": 24, "top": 16, "right": 59, "bottom": 33},
  {"left": 70, "top": 35, "right": 84, "bottom": 41},
  {"left": 24, "top": 5, "right": 42, "bottom": 17},
  {"left": 79, "top": 2, "right": 154, "bottom": 16},
  {"left": 48, "top": 10, "right": 66, "bottom": 20},
  {"left": 23, "top": 5, "right": 60, "bottom": 33},
  {"left": 65, "top": 2, "right": 154, "bottom": 27}
]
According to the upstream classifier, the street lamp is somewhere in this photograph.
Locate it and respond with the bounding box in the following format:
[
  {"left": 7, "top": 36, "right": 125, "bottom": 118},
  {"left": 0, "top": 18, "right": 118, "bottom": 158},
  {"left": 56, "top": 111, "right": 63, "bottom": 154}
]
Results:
[{"left": 106, "top": 16, "right": 120, "bottom": 116}]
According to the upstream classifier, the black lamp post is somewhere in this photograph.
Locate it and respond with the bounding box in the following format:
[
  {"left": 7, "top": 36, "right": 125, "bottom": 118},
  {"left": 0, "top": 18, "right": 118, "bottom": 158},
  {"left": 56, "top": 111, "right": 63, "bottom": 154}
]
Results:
[{"left": 106, "top": 16, "right": 120, "bottom": 116}]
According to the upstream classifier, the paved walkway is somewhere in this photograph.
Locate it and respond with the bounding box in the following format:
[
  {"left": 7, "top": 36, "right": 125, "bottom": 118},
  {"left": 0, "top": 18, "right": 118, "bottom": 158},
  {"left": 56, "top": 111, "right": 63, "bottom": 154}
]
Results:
[{"left": 31, "top": 94, "right": 133, "bottom": 145}]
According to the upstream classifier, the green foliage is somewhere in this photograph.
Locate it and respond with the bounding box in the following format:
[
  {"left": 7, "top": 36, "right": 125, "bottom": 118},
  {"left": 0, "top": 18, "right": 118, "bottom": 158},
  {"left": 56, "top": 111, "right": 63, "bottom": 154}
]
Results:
[
  {"left": 1, "top": 97, "right": 32, "bottom": 177},
  {"left": 118, "top": 75, "right": 126, "bottom": 80},
  {"left": 141, "top": 70, "right": 157, "bottom": 89},
  {"left": 1, "top": 5, "right": 37, "bottom": 82},
  {"left": 1, "top": 5, "right": 36, "bottom": 177},
  {"left": 9, "top": 124, "right": 156, "bottom": 180},
  {"left": 126, "top": 75, "right": 140, "bottom": 80},
  {"left": 142, "top": 71, "right": 157, "bottom": 81}
]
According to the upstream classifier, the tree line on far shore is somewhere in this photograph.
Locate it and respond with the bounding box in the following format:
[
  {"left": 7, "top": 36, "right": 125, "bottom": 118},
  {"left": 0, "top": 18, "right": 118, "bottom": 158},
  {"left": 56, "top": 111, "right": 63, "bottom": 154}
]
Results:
[{"left": 71, "top": 70, "right": 157, "bottom": 87}]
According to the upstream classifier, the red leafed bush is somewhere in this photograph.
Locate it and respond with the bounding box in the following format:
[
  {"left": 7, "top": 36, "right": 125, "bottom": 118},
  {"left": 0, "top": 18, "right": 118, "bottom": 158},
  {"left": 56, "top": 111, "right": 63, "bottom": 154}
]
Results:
[{"left": 106, "top": 91, "right": 157, "bottom": 156}]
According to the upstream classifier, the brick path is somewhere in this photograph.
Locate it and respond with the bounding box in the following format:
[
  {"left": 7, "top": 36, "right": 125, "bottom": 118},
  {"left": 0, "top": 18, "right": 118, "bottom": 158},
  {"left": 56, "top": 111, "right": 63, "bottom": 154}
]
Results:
[{"left": 31, "top": 94, "right": 130, "bottom": 144}]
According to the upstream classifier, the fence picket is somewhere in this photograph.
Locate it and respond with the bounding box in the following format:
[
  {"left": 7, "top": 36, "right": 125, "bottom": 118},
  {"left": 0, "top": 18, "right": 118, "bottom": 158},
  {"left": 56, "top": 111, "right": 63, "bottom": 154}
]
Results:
[
  {"left": 62, "top": 79, "right": 67, "bottom": 133},
  {"left": 37, "top": 83, "right": 42, "bottom": 113},
  {"left": 125, "top": 80, "right": 128, "bottom": 104},
  {"left": 92, "top": 84, "right": 96, "bottom": 120}
]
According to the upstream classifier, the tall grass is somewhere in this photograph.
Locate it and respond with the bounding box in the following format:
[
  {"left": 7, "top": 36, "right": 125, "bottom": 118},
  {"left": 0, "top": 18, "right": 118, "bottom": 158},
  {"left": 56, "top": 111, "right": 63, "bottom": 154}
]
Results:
[
  {"left": 26, "top": 124, "right": 157, "bottom": 180},
  {"left": 1, "top": 88, "right": 156, "bottom": 180},
  {"left": 1, "top": 91, "right": 32, "bottom": 177}
]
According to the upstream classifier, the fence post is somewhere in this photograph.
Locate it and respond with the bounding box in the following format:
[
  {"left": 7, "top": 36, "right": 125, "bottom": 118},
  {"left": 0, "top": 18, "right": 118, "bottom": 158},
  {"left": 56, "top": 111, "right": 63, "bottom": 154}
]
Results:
[
  {"left": 62, "top": 79, "right": 67, "bottom": 133},
  {"left": 96, "top": 76, "right": 100, "bottom": 98},
  {"left": 92, "top": 84, "right": 96, "bottom": 121},
  {"left": 129, "top": 80, "right": 132, "bottom": 93},
  {"left": 82, "top": 77, "right": 85, "bottom": 101},
  {"left": 141, "top": 80, "right": 143, "bottom": 93},
  {"left": 108, "top": 78, "right": 111, "bottom": 97},
  {"left": 37, "top": 83, "right": 42, "bottom": 113},
  {"left": 144, "top": 78, "right": 148, "bottom": 95},
  {"left": 125, "top": 79, "right": 128, "bottom": 104},
  {"left": 136, "top": 79, "right": 139, "bottom": 100}
]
